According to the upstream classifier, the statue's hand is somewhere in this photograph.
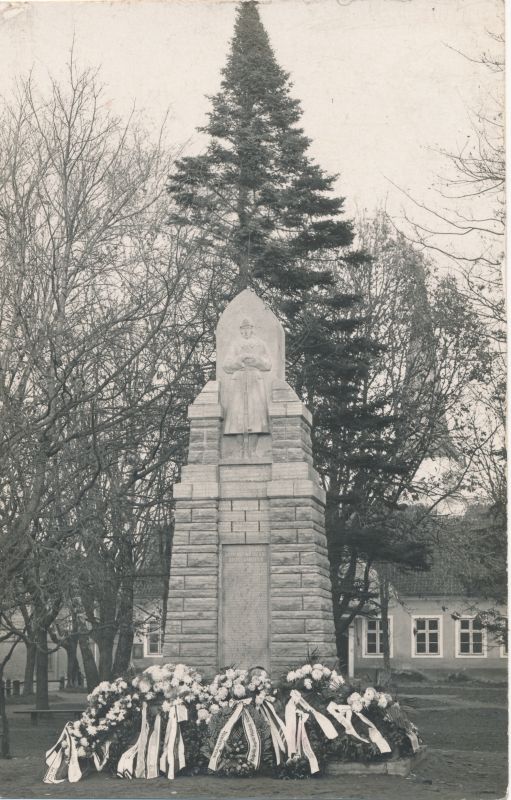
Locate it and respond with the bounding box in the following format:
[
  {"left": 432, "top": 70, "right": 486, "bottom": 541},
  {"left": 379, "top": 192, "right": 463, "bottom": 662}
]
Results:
[{"left": 242, "top": 356, "right": 257, "bottom": 366}]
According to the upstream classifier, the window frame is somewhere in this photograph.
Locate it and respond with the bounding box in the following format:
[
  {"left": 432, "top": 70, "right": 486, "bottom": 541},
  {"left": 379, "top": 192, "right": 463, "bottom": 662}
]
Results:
[
  {"left": 411, "top": 615, "right": 443, "bottom": 658},
  {"left": 362, "top": 616, "right": 393, "bottom": 659},
  {"left": 455, "top": 616, "right": 487, "bottom": 658},
  {"left": 143, "top": 620, "right": 163, "bottom": 657}
]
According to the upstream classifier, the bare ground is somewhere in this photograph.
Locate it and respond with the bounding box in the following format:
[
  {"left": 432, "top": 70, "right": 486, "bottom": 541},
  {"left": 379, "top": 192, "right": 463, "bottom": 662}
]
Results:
[{"left": 0, "top": 683, "right": 507, "bottom": 800}]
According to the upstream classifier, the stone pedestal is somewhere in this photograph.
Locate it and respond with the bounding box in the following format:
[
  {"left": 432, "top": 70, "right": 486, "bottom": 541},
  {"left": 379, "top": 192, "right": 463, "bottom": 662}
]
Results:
[{"left": 163, "top": 291, "right": 337, "bottom": 677}]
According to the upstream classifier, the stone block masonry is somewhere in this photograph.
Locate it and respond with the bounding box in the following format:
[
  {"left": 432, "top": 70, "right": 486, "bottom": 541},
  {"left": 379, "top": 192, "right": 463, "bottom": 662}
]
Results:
[{"left": 163, "top": 291, "right": 337, "bottom": 678}]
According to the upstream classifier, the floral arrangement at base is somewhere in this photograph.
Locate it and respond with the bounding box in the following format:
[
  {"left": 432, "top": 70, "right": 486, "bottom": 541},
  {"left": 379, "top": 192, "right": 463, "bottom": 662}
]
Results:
[
  {"left": 116, "top": 663, "right": 208, "bottom": 779},
  {"left": 42, "top": 659, "right": 422, "bottom": 784},
  {"left": 200, "top": 668, "right": 285, "bottom": 776},
  {"left": 275, "top": 663, "right": 343, "bottom": 778},
  {"left": 324, "top": 685, "right": 421, "bottom": 764},
  {"left": 43, "top": 677, "right": 141, "bottom": 783},
  {"left": 276, "top": 662, "right": 421, "bottom": 777},
  {"left": 43, "top": 663, "right": 207, "bottom": 784}
]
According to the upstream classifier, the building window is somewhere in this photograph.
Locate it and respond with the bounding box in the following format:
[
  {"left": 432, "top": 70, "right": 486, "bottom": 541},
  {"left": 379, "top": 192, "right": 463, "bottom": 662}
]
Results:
[
  {"left": 412, "top": 616, "right": 442, "bottom": 657},
  {"left": 144, "top": 621, "right": 162, "bottom": 656},
  {"left": 456, "top": 617, "right": 486, "bottom": 657},
  {"left": 363, "top": 617, "right": 393, "bottom": 658}
]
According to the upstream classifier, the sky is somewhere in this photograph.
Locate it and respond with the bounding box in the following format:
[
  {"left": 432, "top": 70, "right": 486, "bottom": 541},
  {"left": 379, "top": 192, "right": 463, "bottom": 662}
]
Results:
[{"left": 0, "top": 0, "right": 504, "bottom": 222}]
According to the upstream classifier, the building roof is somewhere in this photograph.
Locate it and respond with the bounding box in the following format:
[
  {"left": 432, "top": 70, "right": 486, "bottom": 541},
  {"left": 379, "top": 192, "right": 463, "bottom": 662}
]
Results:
[
  {"left": 384, "top": 561, "right": 466, "bottom": 598},
  {"left": 381, "top": 512, "right": 484, "bottom": 599}
]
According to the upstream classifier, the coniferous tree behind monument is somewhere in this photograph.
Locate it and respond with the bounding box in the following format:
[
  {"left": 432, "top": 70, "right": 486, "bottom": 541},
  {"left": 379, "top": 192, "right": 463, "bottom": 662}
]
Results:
[
  {"left": 168, "top": 1, "right": 425, "bottom": 662},
  {"left": 169, "top": 0, "right": 354, "bottom": 292}
]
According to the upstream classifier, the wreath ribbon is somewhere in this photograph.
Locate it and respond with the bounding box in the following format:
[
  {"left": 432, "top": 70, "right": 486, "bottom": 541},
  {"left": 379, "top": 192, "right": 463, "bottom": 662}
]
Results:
[
  {"left": 160, "top": 699, "right": 188, "bottom": 779},
  {"left": 146, "top": 711, "right": 162, "bottom": 778},
  {"left": 258, "top": 700, "right": 287, "bottom": 765},
  {"left": 407, "top": 729, "right": 420, "bottom": 752},
  {"left": 208, "top": 698, "right": 261, "bottom": 772},
  {"left": 43, "top": 722, "right": 82, "bottom": 784},
  {"left": 327, "top": 702, "right": 391, "bottom": 753},
  {"left": 284, "top": 690, "right": 338, "bottom": 773},
  {"left": 117, "top": 702, "right": 164, "bottom": 779},
  {"left": 116, "top": 740, "right": 139, "bottom": 779},
  {"left": 92, "top": 741, "right": 110, "bottom": 772}
]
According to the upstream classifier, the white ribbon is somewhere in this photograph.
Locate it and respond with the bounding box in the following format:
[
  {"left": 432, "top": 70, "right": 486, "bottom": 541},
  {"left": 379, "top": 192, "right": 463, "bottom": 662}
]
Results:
[
  {"left": 146, "top": 712, "right": 162, "bottom": 779},
  {"left": 43, "top": 723, "right": 82, "bottom": 784},
  {"left": 241, "top": 705, "right": 261, "bottom": 769},
  {"left": 356, "top": 710, "right": 392, "bottom": 753},
  {"left": 285, "top": 690, "right": 338, "bottom": 754},
  {"left": 407, "top": 729, "right": 420, "bottom": 752},
  {"left": 117, "top": 701, "right": 154, "bottom": 780},
  {"left": 284, "top": 690, "right": 337, "bottom": 774},
  {"left": 208, "top": 699, "right": 260, "bottom": 772},
  {"left": 258, "top": 701, "right": 287, "bottom": 765},
  {"left": 327, "top": 702, "right": 391, "bottom": 753},
  {"left": 160, "top": 700, "right": 188, "bottom": 779},
  {"left": 92, "top": 740, "right": 110, "bottom": 772},
  {"left": 135, "top": 702, "right": 150, "bottom": 778},
  {"left": 327, "top": 702, "right": 370, "bottom": 743},
  {"left": 297, "top": 710, "right": 320, "bottom": 773},
  {"left": 116, "top": 742, "right": 138, "bottom": 779}
]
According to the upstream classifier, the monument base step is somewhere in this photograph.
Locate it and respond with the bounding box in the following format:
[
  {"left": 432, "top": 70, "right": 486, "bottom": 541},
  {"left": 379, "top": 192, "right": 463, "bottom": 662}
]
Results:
[{"left": 325, "top": 745, "right": 427, "bottom": 777}]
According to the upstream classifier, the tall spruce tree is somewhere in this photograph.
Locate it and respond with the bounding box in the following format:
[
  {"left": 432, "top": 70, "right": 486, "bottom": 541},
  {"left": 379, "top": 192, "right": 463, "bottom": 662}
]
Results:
[
  {"left": 169, "top": 0, "right": 353, "bottom": 292},
  {"left": 168, "top": 1, "right": 428, "bottom": 662}
]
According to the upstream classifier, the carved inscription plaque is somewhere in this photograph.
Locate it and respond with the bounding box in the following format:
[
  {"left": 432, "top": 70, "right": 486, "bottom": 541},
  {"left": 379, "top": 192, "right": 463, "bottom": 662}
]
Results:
[{"left": 221, "top": 544, "right": 269, "bottom": 670}]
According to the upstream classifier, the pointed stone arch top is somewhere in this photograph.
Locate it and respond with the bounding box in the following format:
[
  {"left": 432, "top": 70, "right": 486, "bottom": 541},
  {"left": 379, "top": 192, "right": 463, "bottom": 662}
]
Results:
[{"left": 216, "top": 289, "right": 285, "bottom": 385}]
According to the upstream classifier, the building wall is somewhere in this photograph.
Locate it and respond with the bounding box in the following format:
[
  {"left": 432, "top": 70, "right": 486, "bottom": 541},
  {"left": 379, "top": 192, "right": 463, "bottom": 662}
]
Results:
[
  {"left": 0, "top": 602, "right": 166, "bottom": 689},
  {"left": 354, "top": 596, "right": 506, "bottom": 678},
  {"left": 0, "top": 637, "right": 67, "bottom": 691}
]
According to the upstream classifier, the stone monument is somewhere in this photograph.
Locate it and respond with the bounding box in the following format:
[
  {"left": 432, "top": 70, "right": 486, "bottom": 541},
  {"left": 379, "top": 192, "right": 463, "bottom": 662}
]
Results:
[{"left": 164, "top": 289, "right": 337, "bottom": 675}]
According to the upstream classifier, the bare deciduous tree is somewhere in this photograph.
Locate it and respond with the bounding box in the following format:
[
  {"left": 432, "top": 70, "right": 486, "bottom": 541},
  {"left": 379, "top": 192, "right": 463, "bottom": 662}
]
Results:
[{"left": 0, "top": 59, "right": 214, "bottom": 708}]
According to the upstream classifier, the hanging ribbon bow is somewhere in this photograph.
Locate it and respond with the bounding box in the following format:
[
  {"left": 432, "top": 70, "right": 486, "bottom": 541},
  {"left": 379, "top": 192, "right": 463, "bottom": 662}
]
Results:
[
  {"left": 43, "top": 722, "right": 82, "bottom": 784},
  {"left": 208, "top": 698, "right": 261, "bottom": 772},
  {"left": 327, "top": 702, "right": 391, "bottom": 753},
  {"left": 160, "top": 699, "right": 188, "bottom": 779},
  {"left": 284, "top": 690, "right": 338, "bottom": 774}
]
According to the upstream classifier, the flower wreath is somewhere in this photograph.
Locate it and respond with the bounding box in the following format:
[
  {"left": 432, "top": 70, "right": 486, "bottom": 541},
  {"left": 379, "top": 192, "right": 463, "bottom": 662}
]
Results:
[
  {"left": 201, "top": 668, "right": 285, "bottom": 776},
  {"left": 276, "top": 662, "right": 342, "bottom": 778},
  {"left": 320, "top": 683, "right": 421, "bottom": 764},
  {"left": 42, "top": 677, "right": 141, "bottom": 783},
  {"left": 43, "top": 661, "right": 422, "bottom": 784},
  {"left": 43, "top": 663, "right": 207, "bottom": 783},
  {"left": 116, "top": 662, "right": 207, "bottom": 779}
]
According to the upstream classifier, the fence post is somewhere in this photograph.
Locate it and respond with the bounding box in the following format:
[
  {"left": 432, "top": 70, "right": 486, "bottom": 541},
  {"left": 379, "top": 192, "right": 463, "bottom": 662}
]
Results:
[
  {"left": 12, "top": 680, "right": 20, "bottom": 697},
  {"left": 59, "top": 676, "right": 65, "bottom": 690},
  {"left": 5, "top": 679, "right": 11, "bottom": 697}
]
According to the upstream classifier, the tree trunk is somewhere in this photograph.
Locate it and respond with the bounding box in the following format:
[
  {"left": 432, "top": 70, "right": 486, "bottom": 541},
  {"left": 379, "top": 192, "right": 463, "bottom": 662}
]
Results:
[
  {"left": 23, "top": 641, "right": 36, "bottom": 696},
  {"left": 78, "top": 635, "right": 99, "bottom": 690},
  {"left": 0, "top": 668, "right": 11, "bottom": 758},
  {"left": 96, "top": 632, "right": 115, "bottom": 682},
  {"left": 379, "top": 575, "right": 392, "bottom": 686},
  {"left": 64, "top": 636, "right": 80, "bottom": 688},
  {"left": 112, "top": 583, "right": 135, "bottom": 678},
  {"left": 35, "top": 627, "right": 49, "bottom": 710},
  {"left": 112, "top": 627, "right": 134, "bottom": 678}
]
